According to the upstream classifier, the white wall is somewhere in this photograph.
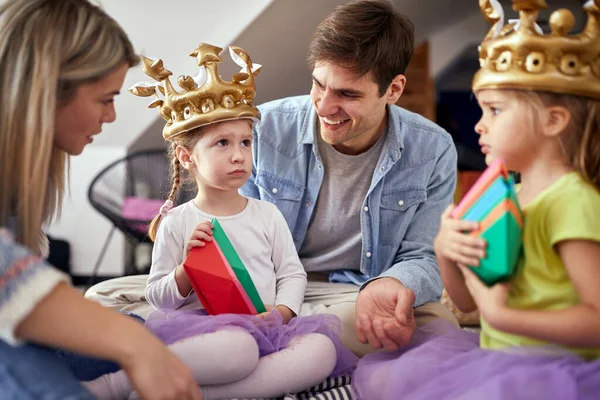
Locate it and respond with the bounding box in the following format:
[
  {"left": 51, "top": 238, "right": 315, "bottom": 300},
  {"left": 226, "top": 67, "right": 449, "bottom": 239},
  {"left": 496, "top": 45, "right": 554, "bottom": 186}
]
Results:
[
  {"left": 47, "top": 146, "right": 126, "bottom": 276},
  {"left": 430, "top": 10, "right": 488, "bottom": 79},
  {"left": 96, "top": 0, "right": 274, "bottom": 148}
]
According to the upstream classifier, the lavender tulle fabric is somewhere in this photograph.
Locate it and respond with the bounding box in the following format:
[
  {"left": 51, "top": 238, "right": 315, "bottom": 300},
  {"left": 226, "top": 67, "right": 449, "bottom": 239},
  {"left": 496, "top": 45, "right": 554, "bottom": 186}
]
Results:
[
  {"left": 145, "top": 309, "right": 358, "bottom": 377},
  {"left": 352, "top": 319, "right": 600, "bottom": 400}
]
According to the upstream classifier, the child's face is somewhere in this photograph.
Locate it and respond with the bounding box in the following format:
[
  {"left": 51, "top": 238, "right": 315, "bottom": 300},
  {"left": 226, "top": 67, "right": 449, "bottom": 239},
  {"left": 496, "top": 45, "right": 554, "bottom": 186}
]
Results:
[
  {"left": 474, "top": 90, "right": 536, "bottom": 170},
  {"left": 188, "top": 119, "right": 253, "bottom": 192}
]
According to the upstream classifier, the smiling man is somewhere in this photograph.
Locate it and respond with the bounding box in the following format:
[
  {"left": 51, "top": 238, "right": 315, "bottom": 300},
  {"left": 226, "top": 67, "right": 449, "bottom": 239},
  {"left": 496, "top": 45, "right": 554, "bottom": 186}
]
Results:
[{"left": 240, "top": 0, "right": 459, "bottom": 356}]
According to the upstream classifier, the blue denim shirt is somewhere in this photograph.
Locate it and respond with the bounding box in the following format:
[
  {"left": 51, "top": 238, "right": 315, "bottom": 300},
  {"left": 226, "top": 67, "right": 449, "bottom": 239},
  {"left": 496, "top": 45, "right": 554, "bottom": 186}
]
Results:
[{"left": 240, "top": 95, "right": 457, "bottom": 306}]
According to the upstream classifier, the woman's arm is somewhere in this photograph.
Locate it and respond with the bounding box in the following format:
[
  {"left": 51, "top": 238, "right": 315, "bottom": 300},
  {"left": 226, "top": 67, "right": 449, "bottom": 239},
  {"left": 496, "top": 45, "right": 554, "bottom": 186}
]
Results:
[
  {"left": 0, "top": 230, "right": 200, "bottom": 399},
  {"left": 17, "top": 283, "right": 202, "bottom": 399}
]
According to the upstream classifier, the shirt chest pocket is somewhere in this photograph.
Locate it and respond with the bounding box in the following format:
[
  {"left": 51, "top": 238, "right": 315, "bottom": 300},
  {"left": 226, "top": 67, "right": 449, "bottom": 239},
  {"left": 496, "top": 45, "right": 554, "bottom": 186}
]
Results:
[
  {"left": 255, "top": 171, "right": 305, "bottom": 227},
  {"left": 379, "top": 188, "right": 427, "bottom": 245}
]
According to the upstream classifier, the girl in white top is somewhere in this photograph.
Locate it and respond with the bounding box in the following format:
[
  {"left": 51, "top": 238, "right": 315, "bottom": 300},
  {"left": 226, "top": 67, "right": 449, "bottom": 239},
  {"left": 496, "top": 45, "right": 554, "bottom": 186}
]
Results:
[{"left": 84, "top": 45, "right": 356, "bottom": 400}]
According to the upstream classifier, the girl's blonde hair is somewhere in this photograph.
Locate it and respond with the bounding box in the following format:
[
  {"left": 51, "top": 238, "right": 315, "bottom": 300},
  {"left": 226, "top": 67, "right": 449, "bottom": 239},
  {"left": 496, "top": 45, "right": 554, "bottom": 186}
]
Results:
[
  {"left": 505, "top": 90, "right": 600, "bottom": 190},
  {"left": 148, "top": 129, "right": 203, "bottom": 241},
  {"left": 0, "top": 0, "right": 138, "bottom": 252}
]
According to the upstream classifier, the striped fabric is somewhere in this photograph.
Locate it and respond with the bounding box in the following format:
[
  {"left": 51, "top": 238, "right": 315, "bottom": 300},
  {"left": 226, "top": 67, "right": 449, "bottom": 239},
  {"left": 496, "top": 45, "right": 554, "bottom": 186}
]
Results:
[
  {"left": 235, "top": 375, "right": 355, "bottom": 400},
  {"left": 289, "top": 375, "right": 355, "bottom": 400}
]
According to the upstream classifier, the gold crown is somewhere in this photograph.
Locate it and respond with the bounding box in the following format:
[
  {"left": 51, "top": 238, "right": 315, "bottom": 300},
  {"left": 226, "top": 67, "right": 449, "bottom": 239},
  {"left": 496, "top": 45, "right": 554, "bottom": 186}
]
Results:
[
  {"left": 473, "top": 0, "right": 600, "bottom": 99},
  {"left": 129, "top": 43, "right": 261, "bottom": 141}
]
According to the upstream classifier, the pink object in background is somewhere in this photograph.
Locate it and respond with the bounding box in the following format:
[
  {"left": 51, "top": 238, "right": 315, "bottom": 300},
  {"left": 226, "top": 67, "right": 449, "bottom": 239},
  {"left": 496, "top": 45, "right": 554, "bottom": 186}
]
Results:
[{"left": 122, "top": 197, "right": 164, "bottom": 233}]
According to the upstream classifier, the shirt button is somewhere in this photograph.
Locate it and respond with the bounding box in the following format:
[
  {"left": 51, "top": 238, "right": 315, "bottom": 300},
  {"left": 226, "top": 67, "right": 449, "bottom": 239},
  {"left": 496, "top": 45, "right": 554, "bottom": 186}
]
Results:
[
  {"left": 317, "top": 164, "right": 322, "bottom": 170},
  {"left": 272, "top": 188, "right": 278, "bottom": 194},
  {"left": 363, "top": 206, "right": 369, "bottom": 212},
  {"left": 306, "top": 202, "right": 311, "bottom": 207},
  {"left": 398, "top": 200, "right": 404, "bottom": 206},
  {"left": 366, "top": 251, "right": 372, "bottom": 258},
  {"left": 380, "top": 167, "right": 385, "bottom": 172}
]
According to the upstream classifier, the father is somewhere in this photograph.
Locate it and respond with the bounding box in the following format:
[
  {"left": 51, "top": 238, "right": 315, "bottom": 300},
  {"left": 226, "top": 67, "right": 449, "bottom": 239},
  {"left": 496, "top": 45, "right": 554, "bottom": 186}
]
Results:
[
  {"left": 239, "top": 0, "right": 458, "bottom": 356},
  {"left": 87, "top": 0, "right": 458, "bottom": 357}
]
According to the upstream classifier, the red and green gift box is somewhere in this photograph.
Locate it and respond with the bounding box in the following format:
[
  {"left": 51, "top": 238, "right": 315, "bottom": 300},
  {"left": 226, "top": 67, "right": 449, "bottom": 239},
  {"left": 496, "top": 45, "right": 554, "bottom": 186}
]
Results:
[{"left": 183, "top": 218, "right": 267, "bottom": 315}]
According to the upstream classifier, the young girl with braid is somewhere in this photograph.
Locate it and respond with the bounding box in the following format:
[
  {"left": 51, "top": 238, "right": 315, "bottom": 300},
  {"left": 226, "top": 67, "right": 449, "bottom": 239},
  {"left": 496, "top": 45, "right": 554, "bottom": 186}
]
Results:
[{"left": 84, "top": 44, "right": 357, "bottom": 400}]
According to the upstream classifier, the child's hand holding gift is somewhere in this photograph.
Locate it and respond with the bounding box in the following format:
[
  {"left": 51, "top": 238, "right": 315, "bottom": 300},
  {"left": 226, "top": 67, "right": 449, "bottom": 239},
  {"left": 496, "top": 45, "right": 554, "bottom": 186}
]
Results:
[
  {"left": 183, "top": 221, "right": 214, "bottom": 258},
  {"left": 175, "top": 221, "right": 214, "bottom": 297},
  {"left": 434, "top": 205, "right": 487, "bottom": 268}
]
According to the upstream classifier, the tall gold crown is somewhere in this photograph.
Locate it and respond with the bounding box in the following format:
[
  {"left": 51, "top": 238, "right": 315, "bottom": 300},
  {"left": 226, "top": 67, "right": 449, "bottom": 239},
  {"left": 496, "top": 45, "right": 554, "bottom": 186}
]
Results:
[
  {"left": 473, "top": 0, "right": 600, "bottom": 99},
  {"left": 129, "top": 43, "right": 261, "bottom": 141}
]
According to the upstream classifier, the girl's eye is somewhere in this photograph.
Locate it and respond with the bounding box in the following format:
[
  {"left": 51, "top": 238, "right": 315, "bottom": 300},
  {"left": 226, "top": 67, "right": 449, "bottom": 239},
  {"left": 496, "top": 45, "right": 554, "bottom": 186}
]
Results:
[
  {"left": 491, "top": 107, "right": 501, "bottom": 115},
  {"left": 242, "top": 139, "right": 251, "bottom": 147},
  {"left": 217, "top": 139, "right": 228, "bottom": 146}
]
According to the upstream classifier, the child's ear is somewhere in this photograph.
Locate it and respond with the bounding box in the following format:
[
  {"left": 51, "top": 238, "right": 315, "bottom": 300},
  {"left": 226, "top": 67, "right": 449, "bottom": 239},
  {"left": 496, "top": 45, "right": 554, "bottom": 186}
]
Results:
[
  {"left": 175, "top": 145, "right": 194, "bottom": 170},
  {"left": 542, "top": 106, "right": 571, "bottom": 138}
]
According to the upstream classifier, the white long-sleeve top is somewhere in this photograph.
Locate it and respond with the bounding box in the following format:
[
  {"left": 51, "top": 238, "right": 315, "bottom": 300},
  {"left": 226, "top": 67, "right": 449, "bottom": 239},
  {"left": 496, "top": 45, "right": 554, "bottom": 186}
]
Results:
[{"left": 146, "top": 198, "right": 307, "bottom": 315}]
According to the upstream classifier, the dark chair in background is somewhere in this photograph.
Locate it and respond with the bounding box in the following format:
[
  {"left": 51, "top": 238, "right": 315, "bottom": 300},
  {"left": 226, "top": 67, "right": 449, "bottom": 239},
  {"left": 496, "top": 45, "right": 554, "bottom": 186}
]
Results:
[{"left": 87, "top": 149, "right": 193, "bottom": 287}]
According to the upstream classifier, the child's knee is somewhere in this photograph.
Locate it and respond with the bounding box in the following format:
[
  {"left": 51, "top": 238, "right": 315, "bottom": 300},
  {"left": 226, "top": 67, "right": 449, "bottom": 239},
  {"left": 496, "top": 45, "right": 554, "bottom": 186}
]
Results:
[
  {"left": 217, "top": 329, "right": 260, "bottom": 380},
  {"left": 290, "top": 333, "right": 337, "bottom": 377}
]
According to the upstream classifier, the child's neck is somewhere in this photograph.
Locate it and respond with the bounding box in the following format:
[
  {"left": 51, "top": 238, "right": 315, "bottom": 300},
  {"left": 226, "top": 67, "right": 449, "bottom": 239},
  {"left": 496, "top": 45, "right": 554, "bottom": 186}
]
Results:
[
  {"left": 517, "top": 158, "right": 573, "bottom": 207},
  {"left": 193, "top": 188, "right": 247, "bottom": 216}
]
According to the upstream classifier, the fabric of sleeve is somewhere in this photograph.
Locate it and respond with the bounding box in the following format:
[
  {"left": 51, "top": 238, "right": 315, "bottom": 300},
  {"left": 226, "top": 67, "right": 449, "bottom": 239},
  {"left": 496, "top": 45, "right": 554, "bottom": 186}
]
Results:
[
  {"left": 269, "top": 208, "right": 307, "bottom": 315},
  {"left": 363, "top": 141, "right": 457, "bottom": 307},
  {"left": 145, "top": 218, "right": 192, "bottom": 311},
  {"left": 0, "top": 229, "right": 69, "bottom": 345},
  {"left": 547, "top": 182, "right": 600, "bottom": 247}
]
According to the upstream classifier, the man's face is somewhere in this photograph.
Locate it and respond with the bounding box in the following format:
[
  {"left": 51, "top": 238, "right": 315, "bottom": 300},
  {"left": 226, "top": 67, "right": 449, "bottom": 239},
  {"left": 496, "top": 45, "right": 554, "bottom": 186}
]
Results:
[{"left": 310, "top": 61, "right": 391, "bottom": 155}]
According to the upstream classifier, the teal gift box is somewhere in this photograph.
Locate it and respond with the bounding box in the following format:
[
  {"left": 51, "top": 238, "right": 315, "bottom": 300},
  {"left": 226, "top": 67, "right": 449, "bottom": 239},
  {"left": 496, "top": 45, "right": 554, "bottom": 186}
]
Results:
[{"left": 451, "top": 160, "right": 524, "bottom": 285}]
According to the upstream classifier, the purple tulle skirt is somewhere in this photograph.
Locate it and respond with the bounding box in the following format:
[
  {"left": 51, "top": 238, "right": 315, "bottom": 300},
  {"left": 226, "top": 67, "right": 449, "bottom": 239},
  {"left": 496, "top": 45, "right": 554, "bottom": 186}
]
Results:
[
  {"left": 352, "top": 320, "right": 600, "bottom": 400},
  {"left": 145, "top": 309, "right": 358, "bottom": 377}
]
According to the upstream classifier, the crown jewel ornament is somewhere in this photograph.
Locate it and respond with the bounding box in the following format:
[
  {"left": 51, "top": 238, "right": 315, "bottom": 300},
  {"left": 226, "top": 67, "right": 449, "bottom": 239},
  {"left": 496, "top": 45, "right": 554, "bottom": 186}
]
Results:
[
  {"left": 473, "top": 0, "right": 600, "bottom": 99},
  {"left": 130, "top": 43, "right": 261, "bottom": 141}
]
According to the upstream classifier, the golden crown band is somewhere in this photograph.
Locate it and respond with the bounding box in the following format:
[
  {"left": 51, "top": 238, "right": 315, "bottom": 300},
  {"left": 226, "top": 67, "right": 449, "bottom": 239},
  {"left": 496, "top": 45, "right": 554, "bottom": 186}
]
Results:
[
  {"left": 473, "top": 0, "right": 600, "bottom": 100},
  {"left": 129, "top": 43, "right": 261, "bottom": 141}
]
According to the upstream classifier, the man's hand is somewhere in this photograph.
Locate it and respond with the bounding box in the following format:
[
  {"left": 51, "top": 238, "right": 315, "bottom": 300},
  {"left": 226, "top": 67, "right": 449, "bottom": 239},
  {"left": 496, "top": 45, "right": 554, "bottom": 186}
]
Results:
[{"left": 356, "top": 277, "right": 416, "bottom": 351}]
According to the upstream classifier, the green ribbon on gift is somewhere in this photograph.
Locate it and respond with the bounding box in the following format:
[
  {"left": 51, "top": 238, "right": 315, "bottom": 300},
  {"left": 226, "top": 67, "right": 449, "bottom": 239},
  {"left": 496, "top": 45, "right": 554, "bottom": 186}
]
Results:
[{"left": 211, "top": 218, "right": 267, "bottom": 313}]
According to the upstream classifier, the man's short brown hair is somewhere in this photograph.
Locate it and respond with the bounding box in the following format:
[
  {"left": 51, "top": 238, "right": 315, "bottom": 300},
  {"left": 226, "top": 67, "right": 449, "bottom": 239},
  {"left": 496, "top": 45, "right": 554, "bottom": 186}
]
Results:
[{"left": 307, "top": 0, "right": 414, "bottom": 96}]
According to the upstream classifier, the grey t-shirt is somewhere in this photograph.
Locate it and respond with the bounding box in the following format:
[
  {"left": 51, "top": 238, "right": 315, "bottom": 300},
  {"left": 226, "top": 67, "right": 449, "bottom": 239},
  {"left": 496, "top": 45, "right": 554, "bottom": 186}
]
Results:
[{"left": 299, "top": 131, "right": 385, "bottom": 272}]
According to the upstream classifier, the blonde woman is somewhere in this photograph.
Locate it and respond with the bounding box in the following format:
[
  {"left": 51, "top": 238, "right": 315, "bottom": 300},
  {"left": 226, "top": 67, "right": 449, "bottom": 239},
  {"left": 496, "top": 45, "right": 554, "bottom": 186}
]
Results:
[{"left": 0, "top": 0, "right": 202, "bottom": 399}]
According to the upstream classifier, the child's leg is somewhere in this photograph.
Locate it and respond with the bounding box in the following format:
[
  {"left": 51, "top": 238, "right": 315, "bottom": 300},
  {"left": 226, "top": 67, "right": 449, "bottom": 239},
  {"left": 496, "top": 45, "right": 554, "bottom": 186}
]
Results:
[
  {"left": 83, "top": 328, "right": 259, "bottom": 399},
  {"left": 201, "top": 333, "right": 337, "bottom": 400}
]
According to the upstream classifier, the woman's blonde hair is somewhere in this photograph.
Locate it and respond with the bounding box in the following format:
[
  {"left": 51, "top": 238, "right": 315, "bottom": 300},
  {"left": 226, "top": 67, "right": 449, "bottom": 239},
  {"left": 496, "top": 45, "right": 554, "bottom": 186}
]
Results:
[
  {"left": 0, "top": 0, "right": 138, "bottom": 252},
  {"left": 504, "top": 90, "right": 600, "bottom": 190}
]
